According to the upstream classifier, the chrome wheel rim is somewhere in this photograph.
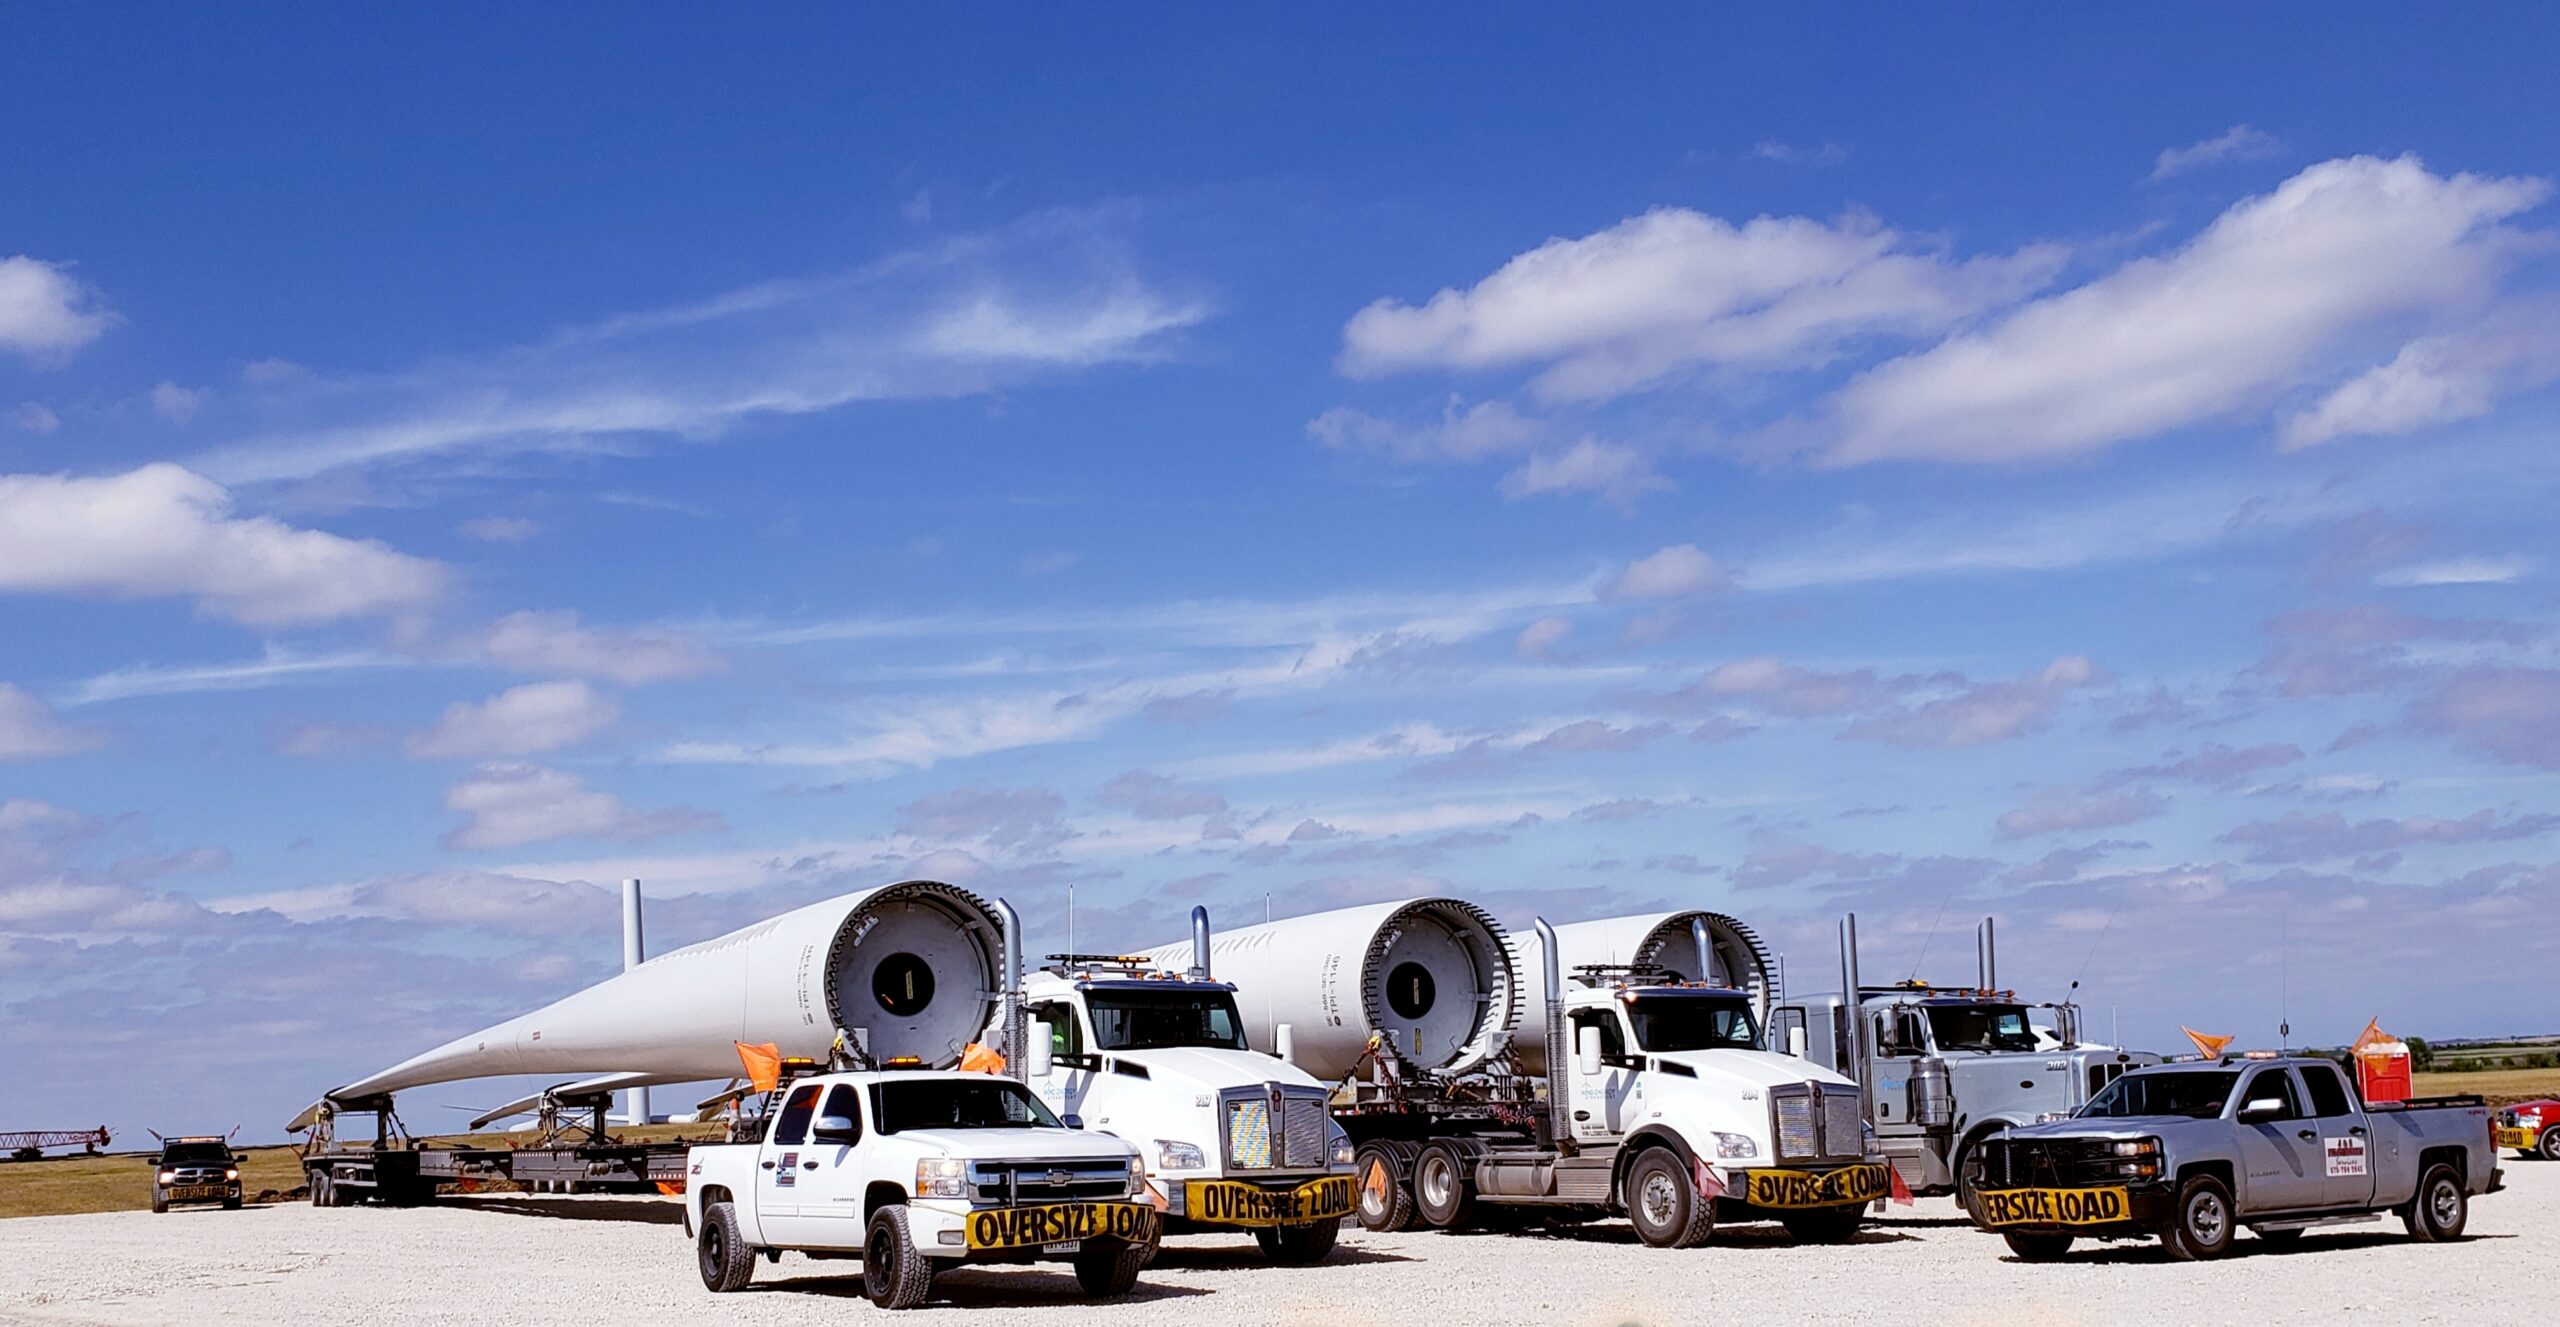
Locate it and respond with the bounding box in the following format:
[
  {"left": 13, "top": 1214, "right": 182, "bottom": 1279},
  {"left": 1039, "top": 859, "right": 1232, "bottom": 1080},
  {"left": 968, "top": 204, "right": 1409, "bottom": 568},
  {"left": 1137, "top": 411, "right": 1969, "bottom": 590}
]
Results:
[
  {"left": 1420, "top": 1157, "right": 1452, "bottom": 1209},
  {"left": 1359, "top": 1161, "right": 1389, "bottom": 1218},
  {"left": 2188, "top": 1191, "right": 2227, "bottom": 1245},
  {"left": 1639, "top": 1170, "right": 1680, "bottom": 1228},
  {"left": 2431, "top": 1179, "right": 2460, "bottom": 1226}
]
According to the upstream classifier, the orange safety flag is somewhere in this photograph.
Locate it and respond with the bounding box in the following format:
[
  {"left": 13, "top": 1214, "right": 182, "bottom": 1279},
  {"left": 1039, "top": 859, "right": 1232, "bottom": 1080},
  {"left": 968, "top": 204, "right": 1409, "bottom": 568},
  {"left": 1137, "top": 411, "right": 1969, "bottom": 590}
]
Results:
[
  {"left": 2181, "top": 1027, "right": 2234, "bottom": 1060},
  {"left": 1888, "top": 1164, "right": 1913, "bottom": 1207},
  {"left": 735, "top": 1040, "right": 783, "bottom": 1093},
  {"left": 957, "top": 1041, "right": 1007, "bottom": 1074},
  {"left": 2351, "top": 1018, "right": 2398, "bottom": 1055}
]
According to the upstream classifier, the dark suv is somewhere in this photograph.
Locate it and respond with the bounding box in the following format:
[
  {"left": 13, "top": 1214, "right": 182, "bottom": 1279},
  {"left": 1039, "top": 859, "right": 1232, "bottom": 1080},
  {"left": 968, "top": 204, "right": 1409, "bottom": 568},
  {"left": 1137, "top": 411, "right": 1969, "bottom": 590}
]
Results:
[{"left": 152, "top": 1137, "right": 243, "bottom": 1212}]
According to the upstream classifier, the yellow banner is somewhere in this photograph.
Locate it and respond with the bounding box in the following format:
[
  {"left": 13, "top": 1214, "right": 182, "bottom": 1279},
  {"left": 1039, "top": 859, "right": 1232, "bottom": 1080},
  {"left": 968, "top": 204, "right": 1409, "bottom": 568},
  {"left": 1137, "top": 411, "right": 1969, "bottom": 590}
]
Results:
[
  {"left": 1974, "top": 1185, "right": 2132, "bottom": 1228},
  {"left": 1738, "top": 1163, "right": 1890, "bottom": 1209},
  {"left": 1184, "top": 1175, "right": 1356, "bottom": 1226},
  {"left": 964, "top": 1201, "right": 1155, "bottom": 1251}
]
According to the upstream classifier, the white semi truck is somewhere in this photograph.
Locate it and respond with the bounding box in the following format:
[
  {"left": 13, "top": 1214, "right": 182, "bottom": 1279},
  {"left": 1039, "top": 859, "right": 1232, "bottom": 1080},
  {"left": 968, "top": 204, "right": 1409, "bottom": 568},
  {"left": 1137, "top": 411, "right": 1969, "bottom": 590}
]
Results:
[
  {"left": 1147, "top": 901, "right": 1888, "bottom": 1248},
  {"left": 1013, "top": 907, "right": 1358, "bottom": 1264}
]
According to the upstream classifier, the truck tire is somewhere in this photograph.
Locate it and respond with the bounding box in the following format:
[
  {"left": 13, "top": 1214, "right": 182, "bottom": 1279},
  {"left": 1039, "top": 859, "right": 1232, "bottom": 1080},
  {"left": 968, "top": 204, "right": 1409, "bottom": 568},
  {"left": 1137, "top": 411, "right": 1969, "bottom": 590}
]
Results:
[
  {"left": 2404, "top": 1163, "right": 2468, "bottom": 1243},
  {"left": 1254, "top": 1218, "right": 1340, "bottom": 1265},
  {"left": 2160, "top": 1174, "right": 2235, "bottom": 1261},
  {"left": 1779, "top": 1203, "right": 1865, "bottom": 1244},
  {"left": 1411, "top": 1142, "right": 1477, "bottom": 1230},
  {"left": 863, "top": 1205, "right": 935, "bottom": 1309},
  {"left": 308, "top": 1172, "right": 332, "bottom": 1207},
  {"left": 151, "top": 1196, "right": 168, "bottom": 1214},
  {"left": 1354, "top": 1144, "right": 1415, "bottom": 1232},
  {"left": 1623, "top": 1150, "right": 1715, "bottom": 1250},
  {"left": 697, "top": 1201, "right": 756, "bottom": 1293},
  {"left": 1073, "top": 1241, "right": 1146, "bottom": 1298},
  {"left": 2002, "top": 1231, "right": 2074, "bottom": 1261},
  {"left": 222, "top": 1195, "right": 241, "bottom": 1211}
]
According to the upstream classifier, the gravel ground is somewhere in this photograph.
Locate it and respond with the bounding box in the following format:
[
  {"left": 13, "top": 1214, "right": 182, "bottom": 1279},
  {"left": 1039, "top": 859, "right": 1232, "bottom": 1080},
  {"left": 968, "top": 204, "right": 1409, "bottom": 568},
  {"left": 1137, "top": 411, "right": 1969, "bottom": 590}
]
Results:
[{"left": 0, "top": 1163, "right": 2546, "bottom": 1326}]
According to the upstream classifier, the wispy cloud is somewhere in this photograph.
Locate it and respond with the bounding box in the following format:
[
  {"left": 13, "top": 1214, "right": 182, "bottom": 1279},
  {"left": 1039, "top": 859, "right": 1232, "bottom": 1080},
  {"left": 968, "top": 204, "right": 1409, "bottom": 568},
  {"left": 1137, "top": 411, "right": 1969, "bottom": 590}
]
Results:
[
  {"left": 2148, "top": 124, "right": 2281, "bottom": 181},
  {"left": 189, "top": 210, "right": 1209, "bottom": 485}
]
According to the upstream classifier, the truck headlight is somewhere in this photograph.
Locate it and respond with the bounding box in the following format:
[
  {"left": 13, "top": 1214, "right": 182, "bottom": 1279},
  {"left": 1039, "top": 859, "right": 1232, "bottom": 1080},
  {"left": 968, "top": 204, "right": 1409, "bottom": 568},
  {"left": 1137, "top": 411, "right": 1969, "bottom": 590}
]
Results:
[
  {"left": 225, "top": 1167, "right": 240, "bottom": 1181},
  {"left": 1156, "top": 1140, "right": 1207, "bottom": 1170},
  {"left": 914, "top": 1158, "right": 969, "bottom": 1198},
  {"left": 1712, "top": 1132, "right": 1758, "bottom": 1160},
  {"left": 2110, "top": 1139, "right": 2160, "bottom": 1156},
  {"left": 156, "top": 1170, "right": 175, "bottom": 1184},
  {"left": 1330, "top": 1134, "right": 1356, "bottom": 1167}
]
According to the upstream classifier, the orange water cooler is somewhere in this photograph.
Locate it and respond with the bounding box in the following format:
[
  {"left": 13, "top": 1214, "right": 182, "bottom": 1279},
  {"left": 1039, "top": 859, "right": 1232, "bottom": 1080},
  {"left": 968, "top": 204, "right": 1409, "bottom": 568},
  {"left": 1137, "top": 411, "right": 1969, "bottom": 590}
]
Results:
[{"left": 2352, "top": 1019, "right": 2412, "bottom": 1104}]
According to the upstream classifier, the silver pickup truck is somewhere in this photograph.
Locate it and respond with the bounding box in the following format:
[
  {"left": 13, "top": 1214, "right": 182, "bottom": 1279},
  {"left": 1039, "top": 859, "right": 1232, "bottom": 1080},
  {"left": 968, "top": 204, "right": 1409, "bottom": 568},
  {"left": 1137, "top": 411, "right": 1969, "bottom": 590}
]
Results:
[{"left": 1967, "top": 1055, "right": 2499, "bottom": 1260}]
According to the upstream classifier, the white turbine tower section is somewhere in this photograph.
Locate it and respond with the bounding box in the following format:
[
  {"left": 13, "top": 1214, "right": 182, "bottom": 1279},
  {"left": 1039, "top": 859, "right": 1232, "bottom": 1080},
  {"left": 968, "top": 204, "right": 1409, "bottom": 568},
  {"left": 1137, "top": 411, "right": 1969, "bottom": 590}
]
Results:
[
  {"left": 326, "top": 880, "right": 1004, "bottom": 1103},
  {"left": 1509, "top": 910, "right": 1773, "bottom": 1074},
  {"left": 619, "top": 878, "right": 650, "bottom": 1127},
  {"left": 1139, "top": 897, "right": 1518, "bottom": 1081}
]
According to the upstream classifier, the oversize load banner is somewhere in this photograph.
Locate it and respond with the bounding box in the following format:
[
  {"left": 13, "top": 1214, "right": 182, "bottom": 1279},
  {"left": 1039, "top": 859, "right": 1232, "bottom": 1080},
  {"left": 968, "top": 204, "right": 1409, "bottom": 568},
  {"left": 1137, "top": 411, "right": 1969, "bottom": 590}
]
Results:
[
  {"left": 965, "top": 1201, "right": 1155, "bottom": 1251},
  {"left": 1974, "top": 1185, "right": 2132, "bottom": 1228},
  {"left": 1184, "top": 1175, "right": 1356, "bottom": 1226},
  {"left": 1736, "top": 1163, "right": 1891, "bottom": 1209}
]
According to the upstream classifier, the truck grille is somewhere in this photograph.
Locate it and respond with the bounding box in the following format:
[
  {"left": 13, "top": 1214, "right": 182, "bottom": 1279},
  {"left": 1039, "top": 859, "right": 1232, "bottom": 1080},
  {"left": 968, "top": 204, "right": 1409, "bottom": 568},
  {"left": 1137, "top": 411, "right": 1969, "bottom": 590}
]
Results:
[
  {"left": 165, "top": 1166, "right": 229, "bottom": 1184},
  {"left": 1771, "top": 1083, "right": 1866, "bottom": 1162},
  {"left": 1223, "top": 1087, "right": 1330, "bottom": 1170},
  {"left": 1979, "top": 1137, "right": 2128, "bottom": 1189},
  {"left": 967, "top": 1159, "right": 1131, "bottom": 1204}
]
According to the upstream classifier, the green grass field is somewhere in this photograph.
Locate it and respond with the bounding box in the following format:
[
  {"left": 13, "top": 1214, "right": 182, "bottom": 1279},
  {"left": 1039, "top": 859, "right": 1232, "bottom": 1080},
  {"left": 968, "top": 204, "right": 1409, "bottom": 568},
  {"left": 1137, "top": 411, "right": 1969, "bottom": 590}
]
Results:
[{"left": 2418, "top": 1066, "right": 2560, "bottom": 1109}]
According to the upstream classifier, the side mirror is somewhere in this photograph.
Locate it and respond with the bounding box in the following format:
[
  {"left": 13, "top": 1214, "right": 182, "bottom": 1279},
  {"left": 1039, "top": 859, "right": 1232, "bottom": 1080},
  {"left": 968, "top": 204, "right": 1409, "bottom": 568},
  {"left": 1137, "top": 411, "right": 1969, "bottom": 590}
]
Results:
[
  {"left": 1026, "top": 1033, "right": 1054, "bottom": 1080},
  {"left": 1061, "top": 1113, "right": 1085, "bottom": 1131},
  {"left": 811, "top": 1115, "right": 858, "bottom": 1142},
  {"left": 2239, "top": 1098, "right": 2285, "bottom": 1122},
  {"left": 1575, "top": 1025, "right": 1605, "bottom": 1077},
  {"left": 234, "top": 1153, "right": 250, "bottom": 1164}
]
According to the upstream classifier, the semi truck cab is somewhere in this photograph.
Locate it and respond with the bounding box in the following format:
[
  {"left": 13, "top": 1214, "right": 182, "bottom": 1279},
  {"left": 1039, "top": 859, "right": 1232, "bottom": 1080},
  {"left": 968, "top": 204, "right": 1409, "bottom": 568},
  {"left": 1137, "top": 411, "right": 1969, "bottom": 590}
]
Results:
[{"left": 1016, "top": 945, "right": 1357, "bottom": 1264}]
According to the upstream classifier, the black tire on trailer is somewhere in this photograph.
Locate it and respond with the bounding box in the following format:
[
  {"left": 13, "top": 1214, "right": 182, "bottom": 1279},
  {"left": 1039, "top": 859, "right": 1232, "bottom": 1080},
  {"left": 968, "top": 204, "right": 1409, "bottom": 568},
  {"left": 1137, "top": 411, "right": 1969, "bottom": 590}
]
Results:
[
  {"left": 1622, "top": 1149, "right": 1715, "bottom": 1250},
  {"left": 697, "top": 1200, "right": 756, "bottom": 1293},
  {"left": 1779, "top": 1202, "right": 1865, "bottom": 1244},
  {"left": 1254, "top": 1218, "right": 1340, "bottom": 1264},
  {"left": 1410, "top": 1142, "right": 1477, "bottom": 1230},
  {"left": 2404, "top": 1163, "right": 2468, "bottom": 1242},
  {"left": 2540, "top": 1127, "right": 2560, "bottom": 1163},
  {"left": 1073, "top": 1240, "right": 1146, "bottom": 1298},
  {"left": 2161, "top": 1174, "right": 2235, "bottom": 1261},
  {"left": 863, "top": 1205, "right": 935, "bottom": 1309},
  {"left": 1353, "top": 1144, "right": 1415, "bottom": 1233},
  {"left": 308, "top": 1171, "right": 331, "bottom": 1207},
  {"left": 2002, "top": 1231, "right": 2074, "bottom": 1261}
]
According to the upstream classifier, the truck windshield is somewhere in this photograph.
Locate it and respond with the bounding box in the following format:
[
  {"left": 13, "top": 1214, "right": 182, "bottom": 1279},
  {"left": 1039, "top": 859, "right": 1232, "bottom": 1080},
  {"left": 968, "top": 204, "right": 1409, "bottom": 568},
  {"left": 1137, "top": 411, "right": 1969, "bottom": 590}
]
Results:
[
  {"left": 872, "top": 1079, "right": 1063, "bottom": 1134},
  {"left": 2079, "top": 1070, "right": 2239, "bottom": 1120},
  {"left": 160, "top": 1142, "right": 230, "bottom": 1163},
  {"left": 1086, "top": 988, "right": 1250, "bottom": 1051},
  {"left": 1626, "top": 995, "right": 1760, "bottom": 1052},
  {"left": 1924, "top": 1003, "right": 2040, "bottom": 1053}
]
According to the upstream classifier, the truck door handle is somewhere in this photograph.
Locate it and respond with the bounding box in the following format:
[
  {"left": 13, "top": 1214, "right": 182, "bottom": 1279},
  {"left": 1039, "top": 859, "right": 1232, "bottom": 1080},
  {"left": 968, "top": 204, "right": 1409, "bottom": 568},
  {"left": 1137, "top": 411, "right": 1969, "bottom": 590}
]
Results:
[
  {"left": 2296, "top": 1130, "right": 2316, "bottom": 1141},
  {"left": 760, "top": 1161, "right": 776, "bottom": 1170},
  {"left": 2349, "top": 1126, "right": 2367, "bottom": 1137},
  {"left": 802, "top": 1161, "right": 819, "bottom": 1171},
  {"left": 1572, "top": 1110, "right": 1590, "bottom": 1121}
]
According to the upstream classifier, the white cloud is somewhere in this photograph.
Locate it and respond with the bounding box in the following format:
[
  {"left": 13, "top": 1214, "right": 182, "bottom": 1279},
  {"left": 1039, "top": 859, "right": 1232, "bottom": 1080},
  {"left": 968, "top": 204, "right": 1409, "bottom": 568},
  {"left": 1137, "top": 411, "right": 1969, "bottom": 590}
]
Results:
[
  {"left": 1602, "top": 543, "right": 1726, "bottom": 599},
  {"left": 60, "top": 648, "right": 409, "bottom": 706},
  {"left": 0, "top": 256, "right": 115, "bottom": 359},
  {"left": 150, "top": 382, "right": 204, "bottom": 424},
  {"left": 1338, "top": 205, "right": 2061, "bottom": 402},
  {"left": 441, "top": 763, "right": 721, "bottom": 850},
  {"left": 481, "top": 609, "right": 720, "bottom": 685},
  {"left": 2280, "top": 297, "right": 2560, "bottom": 448},
  {"left": 1819, "top": 156, "right": 2550, "bottom": 466},
  {"left": 1515, "top": 616, "right": 1572, "bottom": 661},
  {"left": 408, "top": 680, "right": 620, "bottom": 759},
  {"left": 1843, "top": 655, "right": 2105, "bottom": 747},
  {"left": 12, "top": 402, "right": 57, "bottom": 434},
  {"left": 0, "top": 464, "right": 447, "bottom": 626},
  {"left": 1751, "top": 140, "right": 1849, "bottom": 167},
  {"left": 917, "top": 286, "right": 1206, "bottom": 364},
  {"left": 1996, "top": 786, "right": 2168, "bottom": 839},
  {"left": 0, "top": 685, "right": 101, "bottom": 760},
  {"left": 1497, "top": 438, "right": 1670, "bottom": 508},
  {"left": 458, "top": 514, "right": 541, "bottom": 543},
  {"left": 2148, "top": 124, "right": 2282, "bottom": 181},
  {"left": 2374, "top": 556, "right": 2532, "bottom": 587}
]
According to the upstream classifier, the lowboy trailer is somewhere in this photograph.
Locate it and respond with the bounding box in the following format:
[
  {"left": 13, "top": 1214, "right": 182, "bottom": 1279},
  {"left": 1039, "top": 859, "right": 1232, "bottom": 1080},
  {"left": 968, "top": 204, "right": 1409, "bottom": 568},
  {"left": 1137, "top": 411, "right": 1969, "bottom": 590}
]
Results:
[{"left": 290, "top": 1087, "right": 698, "bottom": 1205}]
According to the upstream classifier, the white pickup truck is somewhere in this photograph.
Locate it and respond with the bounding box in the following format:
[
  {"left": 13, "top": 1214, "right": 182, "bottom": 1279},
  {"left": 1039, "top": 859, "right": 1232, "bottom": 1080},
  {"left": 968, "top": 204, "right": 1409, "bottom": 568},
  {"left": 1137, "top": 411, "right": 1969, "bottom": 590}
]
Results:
[{"left": 684, "top": 1069, "right": 1157, "bottom": 1308}]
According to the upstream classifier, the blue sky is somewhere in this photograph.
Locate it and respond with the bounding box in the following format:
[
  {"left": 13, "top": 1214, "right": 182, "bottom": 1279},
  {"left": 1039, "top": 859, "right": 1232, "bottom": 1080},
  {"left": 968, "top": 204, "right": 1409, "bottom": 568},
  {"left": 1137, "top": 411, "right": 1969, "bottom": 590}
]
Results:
[{"left": 5, "top": 8, "right": 2559, "bottom": 1137}]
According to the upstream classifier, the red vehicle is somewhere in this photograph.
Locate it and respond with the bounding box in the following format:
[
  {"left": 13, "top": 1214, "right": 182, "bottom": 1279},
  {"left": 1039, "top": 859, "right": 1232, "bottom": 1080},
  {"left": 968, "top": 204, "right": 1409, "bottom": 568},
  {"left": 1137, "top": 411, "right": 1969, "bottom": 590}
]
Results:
[{"left": 2494, "top": 1100, "right": 2560, "bottom": 1160}]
